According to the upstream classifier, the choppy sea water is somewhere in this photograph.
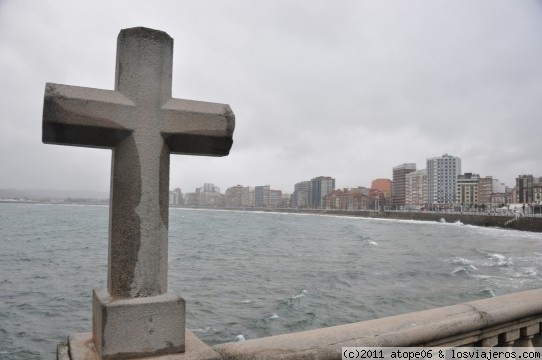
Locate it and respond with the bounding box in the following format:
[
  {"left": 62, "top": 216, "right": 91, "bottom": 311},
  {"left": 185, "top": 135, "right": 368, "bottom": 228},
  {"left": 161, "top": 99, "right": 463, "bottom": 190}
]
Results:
[{"left": 1, "top": 203, "right": 541, "bottom": 359}]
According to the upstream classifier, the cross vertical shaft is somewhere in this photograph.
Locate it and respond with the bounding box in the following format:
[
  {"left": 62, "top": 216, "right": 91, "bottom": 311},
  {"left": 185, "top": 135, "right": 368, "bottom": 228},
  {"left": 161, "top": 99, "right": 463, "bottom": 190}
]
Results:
[
  {"left": 108, "top": 28, "right": 174, "bottom": 298},
  {"left": 42, "top": 27, "right": 234, "bottom": 358}
]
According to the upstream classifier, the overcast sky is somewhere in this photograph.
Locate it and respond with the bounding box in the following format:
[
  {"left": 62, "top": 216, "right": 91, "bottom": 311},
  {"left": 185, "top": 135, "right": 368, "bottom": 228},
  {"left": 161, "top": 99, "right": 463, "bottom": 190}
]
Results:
[{"left": 1, "top": 1, "right": 541, "bottom": 195}]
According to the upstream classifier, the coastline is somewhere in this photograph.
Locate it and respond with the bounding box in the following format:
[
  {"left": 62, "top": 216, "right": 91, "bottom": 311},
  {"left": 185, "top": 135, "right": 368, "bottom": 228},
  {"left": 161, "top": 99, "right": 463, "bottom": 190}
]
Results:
[
  {"left": 172, "top": 205, "right": 542, "bottom": 233},
  {"left": 2, "top": 201, "right": 541, "bottom": 232}
]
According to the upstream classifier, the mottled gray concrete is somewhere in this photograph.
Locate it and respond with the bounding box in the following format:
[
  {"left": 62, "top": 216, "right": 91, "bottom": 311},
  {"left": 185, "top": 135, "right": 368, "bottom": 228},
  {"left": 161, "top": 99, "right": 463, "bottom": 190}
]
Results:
[
  {"left": 66, "top": 331, "right": 220, "bottom": 360},
  {"left": 44, "top": 26, "right": 235, "bottom": 359},
  {"left": 92, "top": 288, "right": 185, "bottom": 359}
]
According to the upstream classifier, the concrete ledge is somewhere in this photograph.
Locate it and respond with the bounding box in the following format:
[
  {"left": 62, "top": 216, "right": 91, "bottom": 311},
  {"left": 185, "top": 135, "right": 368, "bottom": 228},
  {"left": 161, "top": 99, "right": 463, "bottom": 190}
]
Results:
[
  {"left": 214, "top": 288, "right": 542, "bottom": 360},
  {"left": 64, "top": 331, "right": 220, "bottom": 360}
]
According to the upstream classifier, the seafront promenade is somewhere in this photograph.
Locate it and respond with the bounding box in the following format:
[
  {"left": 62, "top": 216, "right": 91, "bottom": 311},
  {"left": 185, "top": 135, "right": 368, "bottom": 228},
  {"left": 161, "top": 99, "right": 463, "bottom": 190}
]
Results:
[{"left": 173, "top": 206, "right": 542, "bottom": 233}]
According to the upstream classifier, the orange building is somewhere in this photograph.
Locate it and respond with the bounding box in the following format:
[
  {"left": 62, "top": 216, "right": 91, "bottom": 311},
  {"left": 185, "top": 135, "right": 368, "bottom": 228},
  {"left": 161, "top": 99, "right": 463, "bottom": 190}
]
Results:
[{"left": 371, "top": 178, "right": 392, "bottom": 194}]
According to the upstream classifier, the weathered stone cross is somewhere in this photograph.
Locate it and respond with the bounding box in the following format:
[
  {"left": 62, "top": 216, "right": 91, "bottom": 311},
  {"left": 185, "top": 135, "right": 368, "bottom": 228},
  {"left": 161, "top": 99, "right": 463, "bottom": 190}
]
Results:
[{"left": 43, "top": 27, "right": 234, "bottom": 359}]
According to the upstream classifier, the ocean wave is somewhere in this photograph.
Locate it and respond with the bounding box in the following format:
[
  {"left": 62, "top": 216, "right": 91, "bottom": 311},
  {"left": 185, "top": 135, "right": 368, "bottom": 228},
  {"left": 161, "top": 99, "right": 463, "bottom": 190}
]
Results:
[
  {"left": 469, "top": 250, "right": 514, "bottom": 267},
  {"left": 478, "top": 288, "right": 495, "bottom": 297},
  {"left": 448, "top": 257, "right": 474, "bottom": 266},
  {"left": 521, "top": 267, "right": 538, "bottom": 277},
  {"left": 235, "top": 334, "right": 246, "bottom": 342},
  {"left": 451, "top": 265, "right": 478, "bottom": 275},
  {"left": 291, "top": 289, "right": 307, "bottom": 299},
  {"left": 190, "top": 326, "right": 216, "bottom": 333},
  {"left": 486, "top": 253, "right": 513, "bottom": 267},
  {"left": 240, "top": 299, "right": 265, "bottom": 305}
]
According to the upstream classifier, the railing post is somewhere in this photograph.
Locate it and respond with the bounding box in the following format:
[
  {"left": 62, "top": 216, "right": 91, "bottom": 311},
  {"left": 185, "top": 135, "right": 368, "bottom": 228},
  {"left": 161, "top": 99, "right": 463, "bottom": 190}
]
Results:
[
  {"left": 516, "top": 324, "right": 539, "bottom": 349},
  {"left": 531, "top": 323, "right": 542, "bottom": 347},
  {"left": 498, "top": 330, "right": 520, "bottom": 349},
  {"left": 477, "top": 336, "right": 499, "bottom": 347}
]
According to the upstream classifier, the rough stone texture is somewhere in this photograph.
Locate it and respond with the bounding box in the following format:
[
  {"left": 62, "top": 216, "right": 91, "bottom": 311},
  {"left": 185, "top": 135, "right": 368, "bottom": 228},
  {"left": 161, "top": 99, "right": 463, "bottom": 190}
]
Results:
[
  {"left": 93, "top": 288, "right": 185, "bottom": 359},
  {"left": 66, "top": 331, "right": 220, "bottom": 360},
  {"left": 42, "top": 27, "right": 235, "bottom": 298},
  {"left": 57, "top": 341, "right": 71, "bottom": 360},
  {"left": 215, "top": 288, "right": 542, "bottom": 360},
  {"left": 44, "top": 26, "right": 235, "bottom": 360}
]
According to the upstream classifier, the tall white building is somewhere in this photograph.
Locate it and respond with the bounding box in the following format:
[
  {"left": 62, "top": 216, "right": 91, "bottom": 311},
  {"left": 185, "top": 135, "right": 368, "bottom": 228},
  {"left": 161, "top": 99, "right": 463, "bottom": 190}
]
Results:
[{"left": 427, "top": 154, "right": 461, "bottom": 206}]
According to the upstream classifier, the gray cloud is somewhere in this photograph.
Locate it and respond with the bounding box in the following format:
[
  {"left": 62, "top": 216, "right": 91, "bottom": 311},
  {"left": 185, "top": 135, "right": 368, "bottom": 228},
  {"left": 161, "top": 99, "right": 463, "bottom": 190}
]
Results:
[{"left": 1, "top": 0, "right": 541, "bottom": 194}]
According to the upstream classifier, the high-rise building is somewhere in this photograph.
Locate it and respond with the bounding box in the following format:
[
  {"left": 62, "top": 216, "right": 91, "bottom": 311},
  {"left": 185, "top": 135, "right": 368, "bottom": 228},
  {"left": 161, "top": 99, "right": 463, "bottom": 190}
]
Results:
[
  {"left": 169, "top": 188, "right": 183, "bottom": 206},
  {"left": 279, "top": 193, "right": 292, "bottom": 208},
  {"left": 225, "top": 185, "right": 249, "bottom": 208},
  {"left": 477, "top": 176, "right": 505, "bottom": 207},
  {"left": 254, "top": 185, "right": 270, "bottom": 207},
  {"left": 456, "top": 173, "right": 480, "bottom": 208},
  {"left": 195, "top": 183, "right": 223, "bottom": 207},
  {"left": 516, "top": 175, "right": 542, "bottom": 203},
  {"left": 506, "top": 186, "right": 517, "bottom": 204},
  {"left": 308, "top": 176, "right": 335, "bottom": 208},
  {"left": 248, "top": 188, "right": 255, "bottom": 207},
  {"left": 405, "top": 169, "right": 427, "bottom": 209},
  {"left": 268, "top": 190, "right": 283, "bottom": 208},
  {"left": 392, "top": 163, "right": 416, "bottom": 209},
  {"left": 291, "top": 181, "right": 310, "bottom": 208},
  {"left": 427, "top": 154, "right": 461, "bottom": 206}
]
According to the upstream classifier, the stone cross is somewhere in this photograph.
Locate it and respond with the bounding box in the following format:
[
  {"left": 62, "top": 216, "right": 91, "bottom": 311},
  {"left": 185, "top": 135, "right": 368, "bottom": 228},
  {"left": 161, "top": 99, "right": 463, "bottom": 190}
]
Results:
[{"left": 43, "top": 27, "right": 234, "bottom": 359}]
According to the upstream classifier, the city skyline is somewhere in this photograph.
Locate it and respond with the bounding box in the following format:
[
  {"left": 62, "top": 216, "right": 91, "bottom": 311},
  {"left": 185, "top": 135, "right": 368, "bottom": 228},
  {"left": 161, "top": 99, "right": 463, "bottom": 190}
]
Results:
[
  {"left": 172, "top": 152, "right": 522, "bottom": 196},
  {"left": 1, "top": 1, "right": 541, "bottom": 193}
]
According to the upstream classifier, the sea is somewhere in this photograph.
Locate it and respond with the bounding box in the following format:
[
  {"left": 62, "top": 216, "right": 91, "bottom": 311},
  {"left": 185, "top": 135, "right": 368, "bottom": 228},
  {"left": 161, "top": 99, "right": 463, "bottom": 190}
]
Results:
[{"left": 1, "top": 203, "right": 541, "bottom": 359}]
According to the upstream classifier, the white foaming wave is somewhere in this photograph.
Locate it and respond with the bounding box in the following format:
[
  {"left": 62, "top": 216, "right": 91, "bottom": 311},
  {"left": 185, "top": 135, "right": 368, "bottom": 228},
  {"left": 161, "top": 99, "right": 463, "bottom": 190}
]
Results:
[
  {"left": 488, "top": 253, "right": 513, "bottom": 267},
  {"left": 235, "top": 334, "right": 246, "bottom": 342},
  {"left": 521, "top": 267, "right": 538, "bottom": 277},
  {"left": 470, "top": 250, "right": 514, "bottom": 267},
  {"left": 330, "top": 216, "right": 437, "bottom": 226},
  {"left": 240, "top": 299, "right": 264, "bottom": 305},
  {"left": 468, "top": 224, "right": 542, "bottom": 239},
  {"left": 448, "top": 256, "right": 474, "bottom": 266},
  {"left": 268, "top": 313, "right": 279, "bottom": 319},
  {"left": 291, "top": 289, "right": 307, "bottom": 299},
  {"left": 502, "top": 266, "right": 539, "bottom": 280},
  {"left": 451, "top": 264, "right": 478, "bottom": 275},
  {"left": 368, "top": 240, "right": 378, "bottom": 246}
]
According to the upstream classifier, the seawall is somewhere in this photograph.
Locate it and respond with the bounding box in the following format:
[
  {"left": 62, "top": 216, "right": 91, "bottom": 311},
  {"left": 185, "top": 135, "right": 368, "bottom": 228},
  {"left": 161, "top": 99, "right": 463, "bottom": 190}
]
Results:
[
  {"left": 326, "top": 210, "right": 542, "bottom": 232},
  {"left": 174, "top": 206, "right": 542, "bottom": 233}
]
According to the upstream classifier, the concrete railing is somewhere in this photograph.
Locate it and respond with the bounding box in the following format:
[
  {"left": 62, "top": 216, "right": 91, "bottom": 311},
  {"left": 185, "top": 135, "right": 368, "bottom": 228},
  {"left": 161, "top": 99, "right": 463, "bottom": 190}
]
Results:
[{"left": 214, "top": 288, "right": 542, "bottom": 360}]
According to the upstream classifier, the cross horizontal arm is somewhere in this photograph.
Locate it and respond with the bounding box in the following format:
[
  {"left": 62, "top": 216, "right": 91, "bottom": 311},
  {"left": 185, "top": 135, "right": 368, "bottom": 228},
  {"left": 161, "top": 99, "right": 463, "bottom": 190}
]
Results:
[
  {"left": 43, "top": 83, "right": 135, "bottom": 148},
  {"left": 161, "top": 98, "right": 235, "bottom": 156}
]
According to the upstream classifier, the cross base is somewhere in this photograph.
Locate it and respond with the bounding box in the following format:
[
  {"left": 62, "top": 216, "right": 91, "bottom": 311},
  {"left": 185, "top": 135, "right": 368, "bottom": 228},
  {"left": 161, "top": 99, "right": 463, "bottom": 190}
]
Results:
[
  {"left": 92, "top": 288, "right": 187, "bottom": 360},
  {"left": 57, "top": 331, "right": 220, "bottom": 360}
]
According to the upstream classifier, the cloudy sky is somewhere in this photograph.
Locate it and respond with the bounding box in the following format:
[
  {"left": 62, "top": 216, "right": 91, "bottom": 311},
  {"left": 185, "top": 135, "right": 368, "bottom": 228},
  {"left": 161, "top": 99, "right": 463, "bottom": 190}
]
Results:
[{"left": 1, "top": 1, "right": 541, "bottom": 195}]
